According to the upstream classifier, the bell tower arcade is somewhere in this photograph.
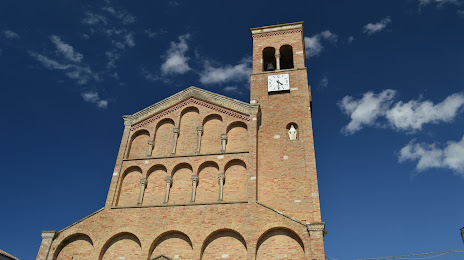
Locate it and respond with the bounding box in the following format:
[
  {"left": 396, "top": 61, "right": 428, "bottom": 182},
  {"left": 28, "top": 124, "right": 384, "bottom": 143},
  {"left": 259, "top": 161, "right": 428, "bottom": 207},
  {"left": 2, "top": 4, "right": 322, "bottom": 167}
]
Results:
[{"left": 251, "top": 22, "right": 323, "bottom": 229}]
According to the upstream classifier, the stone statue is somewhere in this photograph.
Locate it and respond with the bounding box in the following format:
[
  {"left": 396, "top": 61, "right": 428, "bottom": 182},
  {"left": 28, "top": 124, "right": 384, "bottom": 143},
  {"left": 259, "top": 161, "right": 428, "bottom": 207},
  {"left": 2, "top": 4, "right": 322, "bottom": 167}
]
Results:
[{"left": 288, "top": 125, "right": 297, "bottom": 140}]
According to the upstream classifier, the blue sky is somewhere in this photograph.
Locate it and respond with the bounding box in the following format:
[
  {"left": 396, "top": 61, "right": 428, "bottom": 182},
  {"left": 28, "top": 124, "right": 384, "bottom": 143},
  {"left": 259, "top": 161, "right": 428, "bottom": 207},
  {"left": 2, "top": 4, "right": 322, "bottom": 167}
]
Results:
[{"left": 1, "top": 0, "right": 464, "bottom": 259}]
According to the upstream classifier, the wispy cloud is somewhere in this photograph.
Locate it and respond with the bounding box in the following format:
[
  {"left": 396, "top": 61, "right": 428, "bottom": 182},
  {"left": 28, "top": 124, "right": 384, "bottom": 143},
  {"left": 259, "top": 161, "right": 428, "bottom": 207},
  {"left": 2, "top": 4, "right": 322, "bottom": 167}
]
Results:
[
  {"left": 339, "top": 90, "right": 464, "bottom": 134},
  {"left": 161, "top": 34, "right": 191, "bottom": 75},
  {"left": 418, "top": 0, "right": 462, "bottom": 7},
  {"left": 304, "top": 30, "right": 338, "bottom": 57},
  {"left": 319, "top": 75, "right": 329, "bottom": 89},
  {"left": 81, "top": 91, "right": 108, "bottom": 109},
  {"left": 399, "top": 136, "right": 464, "bottom": 175},
  {"left": 144, "top": 28, "right": 167, "bottom": 39},
  {"left": 199, "top": 58, "right": 251, "bottom": 85},
  {"left": 363, "top": 17, "right": 392, "bottom": 35},
  {"left": 50, "top": 35, "right": 83, "bottom": 63},
  {"left": 29, "top": 34, "right": 99, "bottom": 85},
  {"left": 3, "top": 30, "right": 20, "bottom": 40},
  {"left": 81, "top": 2, "right": 136, "bottom": 71}
]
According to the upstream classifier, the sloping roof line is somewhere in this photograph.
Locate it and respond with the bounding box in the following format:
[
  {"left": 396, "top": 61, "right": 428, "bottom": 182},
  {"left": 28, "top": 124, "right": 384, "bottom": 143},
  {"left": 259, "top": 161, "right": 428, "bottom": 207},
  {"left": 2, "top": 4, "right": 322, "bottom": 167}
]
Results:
[
  {"left": 124, "top": 86, "right": 258, "bottom": 126},
  {"left": 0, "top": 249, "right": 20, "bottom": 260}
]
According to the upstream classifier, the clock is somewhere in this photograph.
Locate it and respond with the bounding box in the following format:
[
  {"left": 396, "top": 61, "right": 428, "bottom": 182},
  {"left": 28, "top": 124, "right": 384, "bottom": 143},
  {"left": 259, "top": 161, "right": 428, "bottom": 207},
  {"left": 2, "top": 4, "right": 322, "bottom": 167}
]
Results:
[{"left": 268, "top": 73, "right": 290, "bottom": 92}]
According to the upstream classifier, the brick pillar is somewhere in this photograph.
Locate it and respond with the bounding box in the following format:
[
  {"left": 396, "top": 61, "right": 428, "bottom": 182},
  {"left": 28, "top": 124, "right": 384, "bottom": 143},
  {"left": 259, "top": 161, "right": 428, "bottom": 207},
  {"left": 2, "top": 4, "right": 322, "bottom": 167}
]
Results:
[
  {"left": 306, "top": 223, "right": 326, "bottom": 260},
  {"left": 36, "top": 231, "right": 56, "bottom": 260}
]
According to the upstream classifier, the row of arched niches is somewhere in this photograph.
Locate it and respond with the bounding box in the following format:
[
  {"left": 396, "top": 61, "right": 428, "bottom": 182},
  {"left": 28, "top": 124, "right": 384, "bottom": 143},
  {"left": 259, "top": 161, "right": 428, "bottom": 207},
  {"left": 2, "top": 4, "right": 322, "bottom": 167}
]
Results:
[
  {"left": 126, "top": 107, "right": 248, "bottom": 159},
  {"left": 119, "top": 105, "right": 251, "bottom": 206},
  {"left": 53, "top": 227, "right": 307, "bottom": 259}
]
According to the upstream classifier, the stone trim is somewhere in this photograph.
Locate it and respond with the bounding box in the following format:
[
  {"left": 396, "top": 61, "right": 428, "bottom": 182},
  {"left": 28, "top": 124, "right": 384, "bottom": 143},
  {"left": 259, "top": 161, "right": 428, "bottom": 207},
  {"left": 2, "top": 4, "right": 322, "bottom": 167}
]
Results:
[
  {"left": 251, "top": 21, "right": 303, "bottom": 35},
  {"left": 306, "top": 222, "right": 325, "bottom": 231},
  {"left": 255, "top": 201, "right": 306, "bottom": 226},
  {"left": 122, "top": 151, "right": 250, "bottom": 161},
  {"left": 59, "top": 207, "right": 104, "bottom": 232},
  {"left": 41, "top": 231, "right": 56, "bottom": 239},
  {"left": 124, "top": 87, "right": 258, "bottom": 129},
  {"left": 112, "top": 200, "right": 248, "bottom": 209}
]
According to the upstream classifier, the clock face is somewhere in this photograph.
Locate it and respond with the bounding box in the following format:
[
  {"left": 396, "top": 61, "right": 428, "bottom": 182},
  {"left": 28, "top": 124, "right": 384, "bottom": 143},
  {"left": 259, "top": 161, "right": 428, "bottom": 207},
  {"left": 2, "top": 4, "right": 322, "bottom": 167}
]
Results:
[{"left": 268, "top": 73, "right": 290, "bottom": 92}]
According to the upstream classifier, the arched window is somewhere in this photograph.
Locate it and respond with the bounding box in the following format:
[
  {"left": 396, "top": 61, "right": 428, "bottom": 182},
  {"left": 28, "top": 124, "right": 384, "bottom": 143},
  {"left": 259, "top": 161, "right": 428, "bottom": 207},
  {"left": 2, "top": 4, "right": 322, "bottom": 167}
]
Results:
[
  {"left": 263, "top": 47, "right": 276, "bottom": 71},
  {"left": 280, "top": 45, "right": 294, "bottom": 70}
]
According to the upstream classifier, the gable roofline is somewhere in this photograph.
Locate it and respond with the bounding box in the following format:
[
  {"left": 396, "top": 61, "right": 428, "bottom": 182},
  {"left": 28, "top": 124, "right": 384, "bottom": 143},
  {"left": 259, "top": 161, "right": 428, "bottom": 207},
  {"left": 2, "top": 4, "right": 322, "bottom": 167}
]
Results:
[{"left": 123, "top": 86, "right": 258, "bottom": 126}]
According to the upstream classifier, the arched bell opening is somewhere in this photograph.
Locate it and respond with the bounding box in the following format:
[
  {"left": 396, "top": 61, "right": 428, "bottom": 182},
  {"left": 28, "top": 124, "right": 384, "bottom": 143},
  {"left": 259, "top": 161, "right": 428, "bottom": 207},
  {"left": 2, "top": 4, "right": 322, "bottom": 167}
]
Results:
[
  {"left": 280, "top": 45, "right": 294, "bottom": 70},
  {"left": 263, "top": 47, "right": 276, "bottom": 72}
]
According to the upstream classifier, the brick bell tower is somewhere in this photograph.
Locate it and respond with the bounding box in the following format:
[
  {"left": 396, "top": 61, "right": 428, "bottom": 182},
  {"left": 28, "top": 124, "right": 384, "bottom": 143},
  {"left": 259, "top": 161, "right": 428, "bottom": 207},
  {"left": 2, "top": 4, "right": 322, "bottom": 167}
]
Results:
[{"left": 251, "top": 22, "right": 324, "bottom": 246}]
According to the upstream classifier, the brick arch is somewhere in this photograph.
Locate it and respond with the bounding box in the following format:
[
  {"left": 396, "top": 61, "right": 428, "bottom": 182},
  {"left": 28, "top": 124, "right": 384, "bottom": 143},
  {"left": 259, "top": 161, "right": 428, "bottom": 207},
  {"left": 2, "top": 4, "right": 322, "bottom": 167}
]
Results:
[
  {"left": 196, "top": 161, "right": 220, "bottom": 203},
  {"left": 99, "top": 232, "right": 142, "bottom": 260},
  {"left": 256, "top": 227, "right": 305, "bottom": 260},
  {"left": 117, "top": 166, "right": 143, "bottom": 206},
  {"left": 144, "top": 164, "right": 168, "bottom": 205},
  {"left": 176, "top": 106, "right": 200, "bottom": 156},
  {"left": 169, "top": 163, "right": 193, "bottom": 204},
  {"left": 152, "top": 118, "right": 175, "bottom": 157},
  {"left": 201, "top": 114, "right": 223, "bottom": 154},
  {"left": 201, "top": 228, "right": 247, "bottom": 259},
  {"left": 226, "top": 121, "right": 248, "bottom": 152},
  {"left": 127, "top": 129, "right": 150, "bottom": 159},
  {"left": 148, "top": 230, "right": 193, "bottom": 260},
  {"left": 224, "top": 159, "right": 247, "bottom": 201},
  {"left": 53, "top": 233, "right": 94, "bottom": 260}
]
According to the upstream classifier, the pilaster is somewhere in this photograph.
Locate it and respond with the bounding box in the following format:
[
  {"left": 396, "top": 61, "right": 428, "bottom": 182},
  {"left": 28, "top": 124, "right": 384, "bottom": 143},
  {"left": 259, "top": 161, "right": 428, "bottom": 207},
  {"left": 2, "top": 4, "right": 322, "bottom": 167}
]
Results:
[{"left": 36, "top": 231, "right": 56, "bottom": 260}]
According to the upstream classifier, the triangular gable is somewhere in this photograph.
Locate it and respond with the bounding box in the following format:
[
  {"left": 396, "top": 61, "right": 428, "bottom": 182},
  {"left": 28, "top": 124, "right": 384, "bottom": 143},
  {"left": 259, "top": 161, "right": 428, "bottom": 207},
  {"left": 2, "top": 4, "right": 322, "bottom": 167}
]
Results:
[{"left": 124, "top": 86, "right": 259, "bottom": 131}]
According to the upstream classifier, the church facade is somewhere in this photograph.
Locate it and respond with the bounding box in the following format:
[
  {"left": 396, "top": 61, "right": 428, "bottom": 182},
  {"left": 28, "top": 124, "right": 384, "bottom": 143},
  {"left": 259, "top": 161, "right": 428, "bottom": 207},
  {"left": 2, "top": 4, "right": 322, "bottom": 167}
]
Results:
[{"left": 37, "top": 22, "right": 326, "bottom": 260}]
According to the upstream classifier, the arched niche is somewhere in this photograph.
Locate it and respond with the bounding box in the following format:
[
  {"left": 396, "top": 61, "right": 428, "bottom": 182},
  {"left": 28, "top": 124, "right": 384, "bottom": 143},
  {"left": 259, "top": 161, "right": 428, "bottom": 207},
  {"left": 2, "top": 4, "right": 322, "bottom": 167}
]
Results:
[
  {"left": 99, "top": 232, "right": 142, "bottom": 260},
  {"left": 177, "top": 107, "right": 200, "bottom": 155},
  {"left": 226, "top": 121, "right": 248, "bottom": 152},
  {"left": 144, "top": 164, "right": 168, "bottom": 205},
  {"left": 200, "top": 114, "right": 223, "bottom": 154},
  {"left": 127, "top": 129, "right": 150, "bottom": 159},
  {"left": 280, "top": 45, "right": 294, "bottom": 70},
  {"left": 286, "top": 122, "right": 299, "bottom": 140},
  {"left": 169, "top": 163, "right": 193, "bottom": 204},
  {"left": 149, "top": 231, "right": 193, "bottom": 259},
  {"left": 224, "top": 159, "right": 247, "bottom": 201},
  {"left": 117, "top": 166, "right": 142, "bottom": 206},
  {"left": 196, "top": 161, "right": 219, "bottom": 203},
  {"left": 256, "top": 227, "right": 305, "bottom": 260},
  {"left": 53, "top": 233, "right": 94, "bottom": 260},
  {"left": 153, "top": 118, "right": 175, "bottom": 157},
  {"left": 201, "top": 229, "right": 247, "bottom": 259},
  {"left": 263, "top": 47, "right": 276, "bottom": 71}
]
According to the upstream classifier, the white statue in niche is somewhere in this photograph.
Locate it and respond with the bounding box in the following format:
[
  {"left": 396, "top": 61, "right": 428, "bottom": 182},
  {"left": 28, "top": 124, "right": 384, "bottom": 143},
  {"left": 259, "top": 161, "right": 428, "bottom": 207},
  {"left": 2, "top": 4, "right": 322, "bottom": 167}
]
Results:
[{"left": 288, "top": 125, "right": 297, "bottom": 140}]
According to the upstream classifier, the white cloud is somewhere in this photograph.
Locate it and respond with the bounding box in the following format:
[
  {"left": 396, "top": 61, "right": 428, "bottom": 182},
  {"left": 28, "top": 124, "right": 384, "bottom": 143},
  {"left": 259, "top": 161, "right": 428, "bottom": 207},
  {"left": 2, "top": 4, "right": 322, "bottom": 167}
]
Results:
[
  {"left": 339, "top": 91, "right": 464, "bottom": 134},
  {"left": 81, "top": 91, "right": 108, "bottom": 108},
  {"left": 223, "top": 86, "right": 239, "bottom": 93},
  {"left": 319, "top": 75, "right": 329, "bottom": 89},
  {"left": 348, "top": 36, "right": 355, "bottom": 43},
  {"left": 199, "top": 58, "right": 251, "bottom": 85},
  {"left": 386, "top": 93, "right": 464, "bottom": 131},
  {"left": 363, "top": 17, "right": 392, "bottom": 35},
  {"left": 338, "top": 89, "right": 396, "bottom": 135},
  {"left": 399, "top": 136, "right": 464, "bottom": 175},
  {"left": 418, "top": 0, "right": 461, "bottom": 7},
  {"left": 3, "top": 30, "right": 20, "bottom": 40},
  {"left": 144, "top": 28, "right": 167, "bottom": 38},
  {"left": 304, "top": 30, "right": 338, "bottom": 57},
  {"left": 50, "top": 35, "right": 84, "bottom": 63},
  {"left": 28, "top": 51, "right": 98, "bottom": 85},
  {"left": 82, "top": 11, "right": 108, "bottom": 25},
  {"left": 161, "top": 34, "right": 191, "bottom": 75}
]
